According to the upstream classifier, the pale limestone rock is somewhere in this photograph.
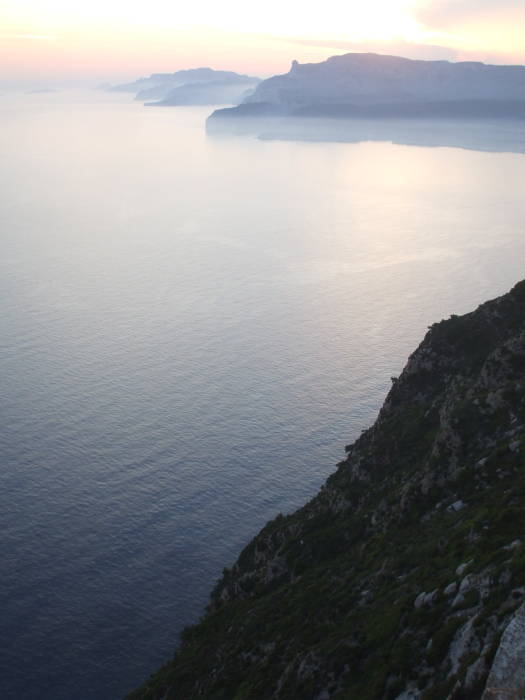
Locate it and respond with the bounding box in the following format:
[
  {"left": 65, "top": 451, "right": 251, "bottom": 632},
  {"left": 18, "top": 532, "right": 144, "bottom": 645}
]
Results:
[
  {"left": 414, "top": 592, "right": 427, "bottom": 609},
  {"left": 456, "top": 560, "right": 473, "bottom": 576},
  {"left": 447, "top": 617, "right": 480, "bottom": 677},
  {"left": 444, "top": 581, "right": 458, "bottom": 597},
  {"left": 452, "top": 592, "right": 466, "bottom": 608},
  {"left": 483, "top": 602, "right": 525, "bottom": 699},
  {"left": 448, "top": 499, "right": 467, "bottom": 512},
  {"left": 425, "top": 589, "right": 438, "bottom": 605},
  {"left": 460, "top": 574, "right": 475, "bottom": 593},
  {"left": 503, "top": 540, "right": 522, "bottom": 551},
  {"left": 414, "top": 590, "right": 438, "bottom": 609},
  {"left": 394, "top": 683, "right": 421, "bottom": 699}
]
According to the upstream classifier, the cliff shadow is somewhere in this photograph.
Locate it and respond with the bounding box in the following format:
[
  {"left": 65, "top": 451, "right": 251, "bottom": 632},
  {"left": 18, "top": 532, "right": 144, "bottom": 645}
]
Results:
[{"left": 206, "top": 115, "right": 525, "bottom": 155}]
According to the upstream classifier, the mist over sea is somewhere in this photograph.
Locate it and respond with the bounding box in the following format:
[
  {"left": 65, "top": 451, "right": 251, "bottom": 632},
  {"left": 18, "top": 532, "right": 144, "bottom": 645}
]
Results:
[{"left": 1, "top": 91, "right": 524, "bottom": 700}]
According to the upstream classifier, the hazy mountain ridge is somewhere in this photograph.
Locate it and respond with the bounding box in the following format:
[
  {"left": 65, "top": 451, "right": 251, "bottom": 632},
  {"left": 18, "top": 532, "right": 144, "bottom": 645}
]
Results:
[
  {"left": 207, "top": 53, "right": 525, "bottom": 123},
  {"left": 147, "top": 79, "right": 259, "bottom": 107},
  {"left": 247, "top": 53, "right": 525, "bottom": 106},
  {"left": 127, "top": 280, "right": 525, "bottom": 700},
  {"left": 108, "top": 67, "right": 260, "bottom": 105}
]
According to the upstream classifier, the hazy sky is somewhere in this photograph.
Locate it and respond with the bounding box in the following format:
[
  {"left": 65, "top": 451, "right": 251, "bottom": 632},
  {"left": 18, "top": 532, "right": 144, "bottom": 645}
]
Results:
[{"left": 1, "top": 0, "right": 524, "bottom": 85}]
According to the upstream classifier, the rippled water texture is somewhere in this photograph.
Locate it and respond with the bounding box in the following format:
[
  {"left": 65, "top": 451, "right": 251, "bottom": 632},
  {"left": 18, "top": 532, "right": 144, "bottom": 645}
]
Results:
[{"left": 1, "top": 92, "right": 524, "bottom": 699}]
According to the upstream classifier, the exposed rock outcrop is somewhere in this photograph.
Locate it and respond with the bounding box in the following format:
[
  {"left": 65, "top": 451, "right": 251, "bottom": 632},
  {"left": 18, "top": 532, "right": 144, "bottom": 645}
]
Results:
[{"left": 483, "top": 602, "right": 525, "bottom": 699}]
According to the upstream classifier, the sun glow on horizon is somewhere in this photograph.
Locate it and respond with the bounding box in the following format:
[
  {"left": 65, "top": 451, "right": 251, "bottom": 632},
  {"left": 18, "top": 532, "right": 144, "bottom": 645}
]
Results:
[
  {"left": 1, "top": 0, "right": 524, "bottom": 83},
  {"left": 2, "top": 0, "right": 423, "bottom": 42}
]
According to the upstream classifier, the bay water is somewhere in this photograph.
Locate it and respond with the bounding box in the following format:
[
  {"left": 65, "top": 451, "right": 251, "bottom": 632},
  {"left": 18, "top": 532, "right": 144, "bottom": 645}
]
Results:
[{"left": 1, "top": 92, "right": 524, "bottom": 699}]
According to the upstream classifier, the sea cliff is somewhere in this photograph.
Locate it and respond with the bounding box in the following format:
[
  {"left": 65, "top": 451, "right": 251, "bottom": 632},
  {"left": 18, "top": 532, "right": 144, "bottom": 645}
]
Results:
[
  {"left": 207, "top": 53, "right": 525, "bottom": 124},
  {"left": 128, "top": 280, "right": 525, "bottom": 699}
]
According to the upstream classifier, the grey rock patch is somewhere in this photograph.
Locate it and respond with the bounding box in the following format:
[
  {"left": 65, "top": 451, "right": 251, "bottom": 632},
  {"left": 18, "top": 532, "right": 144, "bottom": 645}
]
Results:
[
  {"left": 414, "top": 592, "right": 427, "bottom": 609},
  {"left": 483, "top": 602, "right": 525, "bottom": 698},
  {"left": 503, "top": 540, "right": 522, "bottom": 551},
  {"left": 394, "top": 683, "right": 421, "bottom": 699},
  {"left": 448, "top": 499, "right": 467, "bottom": 512},
  {"left": 448, "top": 617, "right": 480, "bottom": 677},
  {"left": 456, "top": 560, "right": 473, "bottom": 576},
  {"left": 459, "top": 574, "right": 475, "bottom": 593},
  {"left": 452, "top": 592, "right": 466, "bottom": 608},
  {"left": 414, "top": 590, "right": 438, "bottom": 608},
  {"left": 444, "top": 581, "right": 458, "bottom": 596}
]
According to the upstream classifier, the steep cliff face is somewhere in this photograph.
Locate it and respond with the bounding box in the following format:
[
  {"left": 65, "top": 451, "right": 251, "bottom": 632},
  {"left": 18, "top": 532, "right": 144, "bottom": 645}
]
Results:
[
  {"left": 207, "top": 53, "right": 525, "bottom": 123},
  {"left": 128, "top": 280, "right": 525, "bottom": 700},
  {"left": 244, "top": 53, "right": 525, "bottom": 108}
]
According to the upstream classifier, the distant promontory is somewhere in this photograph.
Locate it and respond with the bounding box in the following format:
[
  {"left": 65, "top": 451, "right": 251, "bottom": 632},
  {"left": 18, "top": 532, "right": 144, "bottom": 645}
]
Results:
[
  {"left": 108, "top": 68, "right": 260, "bottom": 106},
  {"left": 207, "top": 52, "right": 525, "bottom": 126}
]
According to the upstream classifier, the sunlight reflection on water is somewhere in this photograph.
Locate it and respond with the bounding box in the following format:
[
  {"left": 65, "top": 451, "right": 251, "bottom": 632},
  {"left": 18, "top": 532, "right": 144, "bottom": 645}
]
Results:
[{"left": 1, "top": 92, "right": 524, "bottom": 699}]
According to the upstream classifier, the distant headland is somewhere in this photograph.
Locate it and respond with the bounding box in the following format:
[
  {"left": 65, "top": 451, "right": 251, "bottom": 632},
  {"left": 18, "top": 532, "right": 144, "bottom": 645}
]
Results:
[
  {"left": 207, "top": 52, "right": 525, "bottom": 127},
  {"left": 107, "top": 67, "right": 260, "bottom": 106}
]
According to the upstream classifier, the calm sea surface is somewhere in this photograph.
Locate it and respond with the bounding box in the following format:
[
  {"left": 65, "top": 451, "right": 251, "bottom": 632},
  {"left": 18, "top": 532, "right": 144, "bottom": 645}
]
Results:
[{"left": 1, "top": 91, "right": 524, "bottom": 699}]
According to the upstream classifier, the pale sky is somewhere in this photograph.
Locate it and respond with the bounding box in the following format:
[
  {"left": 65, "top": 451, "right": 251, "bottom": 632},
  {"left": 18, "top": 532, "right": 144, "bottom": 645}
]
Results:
[{"left": 1, "top": 0, "right": 524, "bottom": 85}]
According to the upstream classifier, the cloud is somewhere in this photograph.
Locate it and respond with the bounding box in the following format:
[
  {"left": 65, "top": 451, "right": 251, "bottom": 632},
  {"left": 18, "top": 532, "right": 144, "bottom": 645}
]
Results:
[
  {"left": 416, "top": 0, "right": 525, "bottom": 29},
  {"left": 0, "top": 34, "right": 57, "bottom": 41},
  {"left": 272, "top": 36, "right": 459, "bottom": 62},
  {"left": 268, "top": 35, "right": 525, "bottom": 67}
]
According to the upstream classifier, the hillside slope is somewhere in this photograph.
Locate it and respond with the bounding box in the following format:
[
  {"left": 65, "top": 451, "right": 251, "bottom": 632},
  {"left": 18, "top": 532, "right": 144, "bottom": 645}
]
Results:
[{"left": 127, "top": 280, "right": 525, "bottom": 700}]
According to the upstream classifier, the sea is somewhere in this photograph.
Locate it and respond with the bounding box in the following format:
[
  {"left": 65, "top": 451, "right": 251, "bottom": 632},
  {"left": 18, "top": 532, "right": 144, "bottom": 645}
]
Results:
[{"left": 1, "top": 90, "right": 524, "bottom": 700}]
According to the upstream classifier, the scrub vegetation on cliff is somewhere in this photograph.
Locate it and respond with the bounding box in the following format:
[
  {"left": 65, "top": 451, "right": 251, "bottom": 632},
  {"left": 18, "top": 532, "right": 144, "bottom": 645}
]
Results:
[{"left": 127, "top": 280, "right": 525, "bottom": 700}]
